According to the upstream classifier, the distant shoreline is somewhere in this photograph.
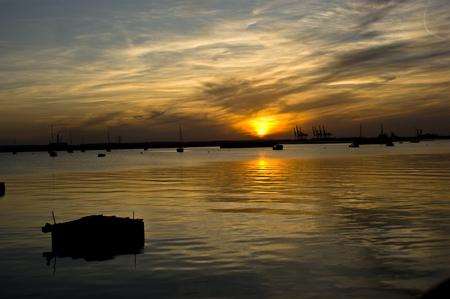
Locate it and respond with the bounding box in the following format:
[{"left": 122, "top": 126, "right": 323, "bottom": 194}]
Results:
[{"left": 1, "top": 136, "right": 449, "bottom": 153}]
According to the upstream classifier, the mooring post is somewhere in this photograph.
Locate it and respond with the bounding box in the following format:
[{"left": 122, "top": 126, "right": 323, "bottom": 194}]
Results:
[{"left": 52, "top": 211, "right": 56, "bottom": 224}]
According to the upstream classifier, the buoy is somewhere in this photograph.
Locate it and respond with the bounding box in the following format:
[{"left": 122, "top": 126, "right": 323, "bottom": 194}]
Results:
[{"left": 0, "top": 182, "right": 5, "bottom": 197}]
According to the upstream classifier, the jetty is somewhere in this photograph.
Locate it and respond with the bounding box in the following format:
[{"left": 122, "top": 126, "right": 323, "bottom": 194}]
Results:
[{"left": 42, "top": 214, "right": 144, "bottom": 261}]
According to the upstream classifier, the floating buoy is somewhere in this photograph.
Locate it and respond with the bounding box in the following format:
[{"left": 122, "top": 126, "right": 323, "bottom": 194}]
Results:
[{"left": 0, "top": 182, "right": 5, "bottom": 197}]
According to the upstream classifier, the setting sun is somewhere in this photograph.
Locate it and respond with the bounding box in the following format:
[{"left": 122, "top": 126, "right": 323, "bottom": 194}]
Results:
[{"left": 249, "top": 116, "right": 279, "bottom": 138}]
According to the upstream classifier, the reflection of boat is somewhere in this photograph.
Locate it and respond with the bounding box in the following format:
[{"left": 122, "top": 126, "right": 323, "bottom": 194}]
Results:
[
  {"left": 272, "top": 144, "right": 283, "bottom": 150},
  {"left": 349, "top": 140, "right": 359, "bottom": 148},
  {"left": 48, "top": 150, "right": 58, "bottom": 157},
  {"left": 176, "top": 124, "right": 184, "bottom": 153},
  {"left": 42, "top": 215, "right": 144, "bottom": 262},
  {"left": 97, "top": 153, "right": 106, "bottom": 157}
]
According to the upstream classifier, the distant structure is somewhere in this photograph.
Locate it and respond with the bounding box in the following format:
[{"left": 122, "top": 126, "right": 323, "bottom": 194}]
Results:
[
  {"left": 293, "top": 125, "right": 308, "bottom": 140},
  {"left": 312, "top": 125, "right": 332, "bottom": 139}
]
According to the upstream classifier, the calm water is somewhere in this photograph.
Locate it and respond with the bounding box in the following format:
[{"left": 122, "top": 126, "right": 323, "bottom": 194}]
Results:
[{"left": 0, "top": 142, "right": 449, "bottom": 298}]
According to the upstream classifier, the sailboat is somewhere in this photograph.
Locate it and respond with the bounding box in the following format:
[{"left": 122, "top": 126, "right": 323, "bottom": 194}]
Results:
[
  {"left": 106, "top": 129, "right": 112, "bottom": 152},
  {"left": 176, "top": 125, "right": 184, "bottom": 153}
]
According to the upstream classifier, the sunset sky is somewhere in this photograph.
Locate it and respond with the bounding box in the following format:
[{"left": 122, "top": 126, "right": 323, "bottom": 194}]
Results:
[{"left": 0, "top": 0, "right": 449, "bottom": 143}]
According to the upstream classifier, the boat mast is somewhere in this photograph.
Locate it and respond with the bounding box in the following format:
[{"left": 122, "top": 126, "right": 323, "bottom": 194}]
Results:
[{"left": 179, "top": 124, "right": 183, "bottom": 144}]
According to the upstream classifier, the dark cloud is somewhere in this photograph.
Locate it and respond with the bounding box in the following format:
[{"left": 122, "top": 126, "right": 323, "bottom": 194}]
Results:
[
  {"left": 279, "top": 92, "right": 363, "bottom": 114},
  {"left": 81, "top": 111, "right": 123, "bottom": 127},
  {"left": 199, "top": 79, "right": 289, "bottom": 114}
]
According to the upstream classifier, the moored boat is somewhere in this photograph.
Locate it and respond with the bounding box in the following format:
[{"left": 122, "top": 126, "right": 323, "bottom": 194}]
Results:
[
  {"left": 273, "top": 144, "right": 284, "bottom": 150},
  {"left": 42, "top": 215, "right": 144, "bottom": 261},
  {"left": 349, "top": 140, "right": 359, "bottom": 148}
]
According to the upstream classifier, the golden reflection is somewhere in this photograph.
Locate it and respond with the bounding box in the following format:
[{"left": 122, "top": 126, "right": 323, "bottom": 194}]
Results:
[
  {"left": 249, "top": 156, "right": 286, "bottom": 179},
  {"left": 257, "top": 158, "right": 268, "bottom": 170}
]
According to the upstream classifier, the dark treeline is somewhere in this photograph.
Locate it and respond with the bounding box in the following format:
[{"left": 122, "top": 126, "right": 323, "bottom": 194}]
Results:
[{"left": 1, "top": 134, "right": 449, "bottom": 153}]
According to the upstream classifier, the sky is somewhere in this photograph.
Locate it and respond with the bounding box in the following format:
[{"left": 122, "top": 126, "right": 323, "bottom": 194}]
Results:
[{"left": 0, "top": 0, "right": 449, "bottom": 143}]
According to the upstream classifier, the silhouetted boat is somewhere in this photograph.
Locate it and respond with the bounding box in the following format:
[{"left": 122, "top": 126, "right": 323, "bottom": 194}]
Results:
[
  {"left": 67, "top": 148, "right": 74, "bottom": 153},
  {"left": 48, "top": 150, "right": 58, "bottom": 157},
  {"left": 420, "top": 277, "right": 450, "bottom": 299},
  {"left": 176, "top": 124, "right": 184, "bottom": 153},
  {"left": 272, "top": 144, "right": 284, "bottom": 150},
  {"left": 0, "top": 182, "right": 5, "bottom": 197},
  {"left": 349, "top": 140, "right": 360, "bottom": 148},
  {"left": 42, "top": 215, "right": 144, "bottom": 261},
  {"left": 385, "top": 141, "right": 394, "bottom": 147},
  {"left": 97, "top": 153, "right": 106, "bottom": 158}
]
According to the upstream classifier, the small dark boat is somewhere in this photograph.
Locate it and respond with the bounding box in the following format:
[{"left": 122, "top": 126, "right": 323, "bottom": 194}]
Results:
[
  {"left": 0, "top": 182, "right": 5, "bottom": 197},
  {"left": 273, "top": 144, "right": 283, "bottom": 150},
  {"left": 48, "top": 150, "right": 58, "bottom": 157},
  {"left": 98, "top": 153, "right": 106, "bottom": 157},
  {"left": 42, "top": 215, "right": 144, "bottom": 261},
  {"left": 349, "top": 141, "right": 359, "bottom": 148},
  {"left": 67, "top": 148, "right": 74, "bottom": 153},
  {"left": 385, "top": 140, "right": 394, "bottom": 147},
  {"left": 176, "top": 124, "right": 184, "bottom": 153}
]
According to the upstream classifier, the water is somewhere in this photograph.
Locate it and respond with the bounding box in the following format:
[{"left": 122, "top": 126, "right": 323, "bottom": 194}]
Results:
[{"left": 0, "top": 142, "right": 449, "bottom": 298}]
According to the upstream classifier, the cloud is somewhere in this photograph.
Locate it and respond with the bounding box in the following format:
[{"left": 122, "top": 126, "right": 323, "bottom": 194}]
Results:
[{"left": 1, "top": 0, "right": 450, "bottom": 142}]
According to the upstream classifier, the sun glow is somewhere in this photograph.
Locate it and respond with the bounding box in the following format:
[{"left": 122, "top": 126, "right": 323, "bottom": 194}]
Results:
[{"left": 249, "top": 116, "right": 279, "bottom": 138}]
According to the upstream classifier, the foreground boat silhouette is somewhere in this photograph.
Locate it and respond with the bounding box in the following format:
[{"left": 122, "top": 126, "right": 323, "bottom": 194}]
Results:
[
  {"left": 0, "top": 182, "right": 5, "bottom": 197},
  {"left": 42, "top": 215, "right": 144, "bottom": 261}
]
